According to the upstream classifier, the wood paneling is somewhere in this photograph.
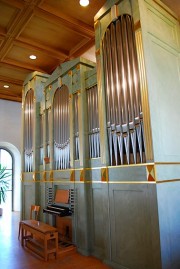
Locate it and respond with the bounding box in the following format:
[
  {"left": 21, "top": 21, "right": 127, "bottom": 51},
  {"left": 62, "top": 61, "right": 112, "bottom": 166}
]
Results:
[{"left": 0, "top": 0, "right": 106, "bottom": 102}]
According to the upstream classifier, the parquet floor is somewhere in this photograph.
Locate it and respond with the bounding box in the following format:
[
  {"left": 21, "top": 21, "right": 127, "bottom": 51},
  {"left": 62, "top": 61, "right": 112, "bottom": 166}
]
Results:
[{"left": 0, "top": 210, "right": 111, "bottom": 269}]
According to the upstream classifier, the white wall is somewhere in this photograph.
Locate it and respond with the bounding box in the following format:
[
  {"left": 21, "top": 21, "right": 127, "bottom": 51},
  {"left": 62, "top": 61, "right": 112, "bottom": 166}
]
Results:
[
  {"left": 0, "top": 100, "right": 22, "bottom": 151},
  {"left": 0, "top": 99, "right": 22, "bottom": 211}
]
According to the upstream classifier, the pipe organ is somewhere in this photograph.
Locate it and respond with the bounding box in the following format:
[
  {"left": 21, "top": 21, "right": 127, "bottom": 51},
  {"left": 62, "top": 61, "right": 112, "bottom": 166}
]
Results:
[
  {"left": 39, "top": 114, "right": 43, "bottom": 165},
  {"left": 86, "top": 85, "right": 100, "bottom": 158},
  {"left": 53, "top": 85, "right": 70, "bottom": 170},
  {"left": 74, "top": 92, "right": 79, "bottom": 160},
  {"left": 23, "top": 88, "right": 34, "bottom": 172},
  {"left": 21, "top": 1, "right": 180, "bottom": 269},
  {"left": 46, "top": 108, "right": 50, "bottom": 159},
  {"left": 102, "top": 14, "right": 145, "bottom": 166}
]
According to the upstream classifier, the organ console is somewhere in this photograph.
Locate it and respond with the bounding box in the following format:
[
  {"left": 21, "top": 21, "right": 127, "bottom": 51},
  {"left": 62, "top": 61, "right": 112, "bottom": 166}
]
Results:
[
  {"left": 43, "top": 204, "right": 72, "bottom": 217},
  {"left": 43, "top": 189, "right": 73, "bottom": 218},
  {"left": 43, "top": 189, "right": 73, "bottom": 243}
]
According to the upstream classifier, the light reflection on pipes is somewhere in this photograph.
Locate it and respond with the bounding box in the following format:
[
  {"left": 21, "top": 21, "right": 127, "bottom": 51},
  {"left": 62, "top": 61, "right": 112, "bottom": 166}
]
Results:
[
  {"left": 24, "top": 89, "right": 34, "bottom": 172},
  {"left": 86, "top": 85, "right": 101, "bottom": 158},
  {"left": 53, "top": 85, "right": 70, "bottom": 170},
  {"left": 102, "top": 14, "right": 146, "bottom": 166}
]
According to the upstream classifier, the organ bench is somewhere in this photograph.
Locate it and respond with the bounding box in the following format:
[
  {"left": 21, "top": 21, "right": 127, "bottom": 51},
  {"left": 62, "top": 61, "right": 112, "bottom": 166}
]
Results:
[{"left": 20, "top": 220, "right": 58, "bottom": 261}]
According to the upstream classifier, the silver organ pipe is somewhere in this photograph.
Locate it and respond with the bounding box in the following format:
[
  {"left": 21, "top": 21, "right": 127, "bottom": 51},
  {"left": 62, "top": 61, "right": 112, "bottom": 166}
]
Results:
[
  {"left": 53, "top": 85, "right": 70, "bottom": 170},
  {"left": 46, "top": 108, "right": 50, "bottom": 158},
  {"left": 102, "top": 14, "right": 146, "bottom": 166},
  {"left": 24, "top": 89, "right": 34, "bottom": 172},
  {"left": 86, "top": 85, "right": 100, "bottom": 158},
  {"left": 74, "top": 93, "right": 79, "bottom": 160},
  {"left": 40, "top": 114, "right": 43, "bottom": 165}
]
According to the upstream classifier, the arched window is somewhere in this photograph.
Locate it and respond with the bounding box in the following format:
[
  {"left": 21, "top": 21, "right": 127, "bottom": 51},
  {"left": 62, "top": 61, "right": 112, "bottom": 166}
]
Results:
[{"left": 0, "top": 148, "right": 13, "bottom": 210}]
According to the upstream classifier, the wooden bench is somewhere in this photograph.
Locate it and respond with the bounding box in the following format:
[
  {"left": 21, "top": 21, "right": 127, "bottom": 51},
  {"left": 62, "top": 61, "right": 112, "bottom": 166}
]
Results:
[{"left": 21, "top": 220, "right": 58, "bottom": 261}]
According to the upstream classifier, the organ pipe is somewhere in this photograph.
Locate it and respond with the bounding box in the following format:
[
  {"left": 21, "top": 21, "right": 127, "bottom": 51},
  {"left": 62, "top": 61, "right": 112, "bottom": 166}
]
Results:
[
  {"left": 86, "top": 85, "right": 100, "bottom": 158},
  {"left": 53, "top": 85, "right": 70, "bottom": 170},
  {"left": 74, "top": 92, "right": 79, "bottom": 160},
  {"left": 24, "top": 89, "right": 34, "bottom": 172},
  {"left": 40, "top": 114, "right": 43, "bottom": 165},
  {"left": 102, "top": 14, "right": 146, "bottom": 166}
]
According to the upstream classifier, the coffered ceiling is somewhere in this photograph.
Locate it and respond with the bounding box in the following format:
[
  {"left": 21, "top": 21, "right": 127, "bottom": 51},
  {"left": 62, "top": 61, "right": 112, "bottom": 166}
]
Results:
[{"left": 0, "top": 0, "right": 179, "bottom": 102}]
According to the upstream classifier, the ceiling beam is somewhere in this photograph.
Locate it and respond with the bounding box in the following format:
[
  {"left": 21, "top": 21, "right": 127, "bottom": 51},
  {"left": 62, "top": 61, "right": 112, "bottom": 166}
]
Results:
[
  {"left": 3, "top": 58, "right": 48, "bottom": 73},
  {"left": 0, "top": 61, "right": 32, "bottom": 73},
  {"left": 69, "top": 37, "right": 93, "bottom": 57},
  {"left": 70, "top": 38, "right": 96, "bottom": 59},
  {"left": 0, "top": 0, "right": 24, "bottom": 9},
  {"left": 0, "top": 75, "right": 23, "bottom": 86},
  {"left": 34, "top": 7, "right": 95, "bottom": 39},
  {"left": 0, "top": 93, "right": 21, "bottom": 102},
  {"left": 0, "top": 0, "right": 44, "bottom": 60},
  {"left": 15, "top": 38, "right": 68, "bottom": 59}
]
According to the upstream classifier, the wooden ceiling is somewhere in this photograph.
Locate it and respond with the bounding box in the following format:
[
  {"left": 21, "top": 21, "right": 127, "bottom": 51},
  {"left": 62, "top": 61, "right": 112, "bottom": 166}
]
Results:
[{"left": 0, "top": 0, "right": 179, "bottom": 103}]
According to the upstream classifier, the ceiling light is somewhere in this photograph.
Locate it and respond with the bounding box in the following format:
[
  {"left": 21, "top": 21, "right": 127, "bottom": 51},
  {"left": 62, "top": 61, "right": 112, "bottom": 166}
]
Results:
[
  {"left": 29, "top": 55, "right": 37, "bottom": 60},
  {"left": 79, "top": 0, "right": 89, "bottom": 7},
  {"left": 3, "top": 85, "right": 9, "bottom": 88}
]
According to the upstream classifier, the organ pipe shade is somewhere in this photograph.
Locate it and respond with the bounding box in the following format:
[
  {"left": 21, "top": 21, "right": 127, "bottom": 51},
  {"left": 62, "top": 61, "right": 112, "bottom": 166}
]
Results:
[
  {"left": 102, "top": 14, "right": 146, "bottom": 165},
  {"left": 53, "top": 85, "right": 70, "bottom": 170},
  {"left": 24, "top": 89, "right": 34, "bottom": 172}
]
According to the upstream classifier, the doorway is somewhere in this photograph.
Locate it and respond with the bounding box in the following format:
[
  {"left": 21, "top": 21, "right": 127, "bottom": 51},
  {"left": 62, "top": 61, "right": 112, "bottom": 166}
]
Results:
[{"left": 0, "top": 148, "right": 13, "bottom": 211}]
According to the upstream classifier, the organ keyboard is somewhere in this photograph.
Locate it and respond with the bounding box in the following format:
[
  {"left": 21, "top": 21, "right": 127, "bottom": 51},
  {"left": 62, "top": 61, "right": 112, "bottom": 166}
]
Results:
[
  {"left": 43, "top": 189, "right": 73, "bottom": 218},
  {"left": 43, "top": 204, "right": 72, "bottom": 217}
]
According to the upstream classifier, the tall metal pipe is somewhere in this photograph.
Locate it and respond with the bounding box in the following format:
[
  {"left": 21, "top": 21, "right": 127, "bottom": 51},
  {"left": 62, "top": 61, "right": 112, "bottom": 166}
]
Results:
[
  {"left": 86, "top": 85, "right": 100, "bottom": 159},
  {"left": 102, "top": 14, "right": 146, "bottom": 166},
  {"left": 53, "top": 85, "right": 70, "bottom": 170}
]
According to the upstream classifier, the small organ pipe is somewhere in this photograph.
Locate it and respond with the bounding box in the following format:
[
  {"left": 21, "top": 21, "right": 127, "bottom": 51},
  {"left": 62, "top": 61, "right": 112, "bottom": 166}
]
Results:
[{"left": 86, "top": 85, "right": 101, "bottom": 159}]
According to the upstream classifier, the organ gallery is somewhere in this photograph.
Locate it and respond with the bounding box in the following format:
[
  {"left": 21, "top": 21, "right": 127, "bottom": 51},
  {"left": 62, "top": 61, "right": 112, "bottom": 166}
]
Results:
[{"left": 21, "top": 0, "right": 180, "bottom": 268}]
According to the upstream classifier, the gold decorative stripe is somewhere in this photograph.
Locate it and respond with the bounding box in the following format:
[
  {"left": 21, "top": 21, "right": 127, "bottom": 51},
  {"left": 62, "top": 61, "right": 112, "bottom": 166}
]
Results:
[
  {"left": 135, "top": 30, "right": 154, "bottom": 161},
  {"left": 80, "top": 169, "right": 85, "bottom": 182},
  {"left": 68, "top": 70, "right": 72, "bottom": 75},
  {"left": 41, "top": 179, "right": 151, "bottom": 183},
  {"left": 50, "top": 171, "right": 53, "bottom": 181},
  {"left": 157, "top": 179, "right": 180, "bottom": 184},
  {"left": 101, "top": 167, "right": 108, "bottom": 182},
  {"left": 96, "top": 48, "right": 100, "bottom": 56},
  {"left": 70, "top": 170, "right": 75, "bottom": 181},
  {"left": 134, "top": 20, "right": 141, "bottom": 31},
  {"left": 22, "top": 162, "right": 180, "bottom": 175},
  {"left": 21, "top": 180, "right": 41, "bottom": 183},
  {"left": 108, "top": 181, "right": 156, "bottom": 184},
  {"left": 111, "top": 4, "right": 118, "bottom": 21},
  {"left": 21, "top": 179, "right": 180, "bottom": 184},
  {"left": 155, "top": 162, "right": 180, "bottom": 165},
  {"left": 43, "top": 171, "right": 46, "bottom": 181},
  {"left": 146, "top": 164, "right": 157, "bottom": 182},
  {"left": 85, "top": 167, "right": 103, "bottom": 170},
  {"left": 108, "top": 163, "right": 155, "bottom": 168},
  {"left": 22, "top": 172, "right": 34, "bottom": 174}
]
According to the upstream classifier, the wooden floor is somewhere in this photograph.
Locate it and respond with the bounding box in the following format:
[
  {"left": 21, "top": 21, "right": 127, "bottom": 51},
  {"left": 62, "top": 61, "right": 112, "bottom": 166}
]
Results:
[{"left": 0, "top": 210, "right": 111, "bottom": 269}]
